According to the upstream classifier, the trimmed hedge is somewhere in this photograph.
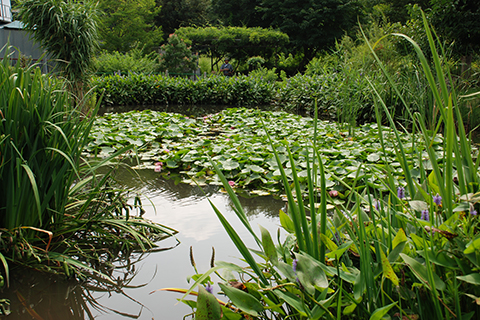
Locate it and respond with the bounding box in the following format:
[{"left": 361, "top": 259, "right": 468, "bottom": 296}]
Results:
[
  {"left": 91, "top": 73, "right": 339, "bottom": 119},
  {"left": 92, "top": 74, "right": 275, "bottom": 107}
]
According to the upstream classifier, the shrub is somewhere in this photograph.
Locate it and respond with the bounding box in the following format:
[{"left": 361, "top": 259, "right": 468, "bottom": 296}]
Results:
[
  {"left": 158, "top": 34, "right": 198, "bottom": 75},
  {"left": 93, "top": 47, "right": 160, "bottom": 75}
]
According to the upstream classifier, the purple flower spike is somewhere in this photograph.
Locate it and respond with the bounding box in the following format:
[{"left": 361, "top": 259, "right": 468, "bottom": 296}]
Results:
[
  {"left": 433, "top": 193, "right": 442, "bottom": 206},
  {"left": 471, "top": 210, "right": 478, "bottom": 216},
  {"left": 397, "top": 187, "right": 405, "bottom": 200},
  {"left": 205, "top": 283, "right": 213, "bottom": 294},
  {"left": 421, "top": 209, "right": 429, "bottom": 221},
  {"left": 292, "top": 259, "right": 298, "bottom": 273}
]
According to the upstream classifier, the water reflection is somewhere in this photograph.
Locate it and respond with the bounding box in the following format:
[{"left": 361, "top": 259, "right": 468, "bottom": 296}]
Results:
[{"left": 1, "top": 167, "right": 285, "bottom": 320}]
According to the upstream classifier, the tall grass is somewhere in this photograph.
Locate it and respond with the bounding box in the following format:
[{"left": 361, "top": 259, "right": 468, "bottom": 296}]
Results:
[
  {"left": 178, "top": 13, "right": 480, "bottom": 319},
  {"left": 0, "top": 47, "right": 177, "bottom": 288}
]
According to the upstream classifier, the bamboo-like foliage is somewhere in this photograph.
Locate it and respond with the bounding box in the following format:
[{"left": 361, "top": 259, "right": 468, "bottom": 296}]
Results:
[{"left": 17, "top": 0, "right": 99, "bottom": 87}]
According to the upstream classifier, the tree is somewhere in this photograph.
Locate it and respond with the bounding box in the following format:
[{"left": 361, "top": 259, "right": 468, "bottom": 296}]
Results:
[
  {"left": 97, "top": 0, "right": 162, "bottom": 53},
  {"left": 257, "top": 0, "right": 364, "bottom": 66},
  {"left": 175, "top": 26, "right": 289, "bottom": 71},
  {"left": 17, "top": 0, "right": 99, "bottom": 93},
  {"left": 154, "top": 0, "right": 212, "bottom": 37},
  {"left": 210, "top": 0, "right": 266, "bottom": 27},
  {"left": 158, "top": 33, "right": 198, "bottom": 74},
  {"left": 429, "top": 0, "right": 480, "bottom": 75}
]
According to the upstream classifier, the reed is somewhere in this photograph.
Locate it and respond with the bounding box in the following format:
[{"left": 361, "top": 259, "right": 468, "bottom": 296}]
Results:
[
  {"left": 0, "top": 47, "right": 177, "bottom": 287},
  {"left": 178, "top": 12, "right": 480, "bottom": 320}
]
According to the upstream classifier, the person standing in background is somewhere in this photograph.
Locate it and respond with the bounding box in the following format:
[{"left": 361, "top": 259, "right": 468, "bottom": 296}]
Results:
[{"left": 219, "top": 58, "right": 233, "bottom": 76}]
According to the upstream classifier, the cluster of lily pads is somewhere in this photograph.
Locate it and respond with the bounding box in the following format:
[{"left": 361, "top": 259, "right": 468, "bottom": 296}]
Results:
[{"left": 86, "top": 108, "right": 437, "bottom": 200}]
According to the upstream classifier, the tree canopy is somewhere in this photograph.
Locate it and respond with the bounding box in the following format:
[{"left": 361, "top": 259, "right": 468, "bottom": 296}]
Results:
[
  {"left": 175, "top": 26, "right": 289, "bottom": 69},
  {"left": 429, "top": 0, "right": 480, "bottom": 58},
  {"left": 154, "top": 0, "right": 211, "bottom": 37},
  {"left": 257, "top": 0, "right": 364, "bottom": 61},
  {"left": 210, "top": 0, "right": 266, "bottom": 28},
  {"left": 97, "top": 0, "right": 162, "bottom": 53}
]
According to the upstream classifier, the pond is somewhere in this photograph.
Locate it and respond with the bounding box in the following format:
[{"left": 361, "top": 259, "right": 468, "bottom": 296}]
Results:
[{"left": 2, "top": 168, "right": 285, "bottom": 319}]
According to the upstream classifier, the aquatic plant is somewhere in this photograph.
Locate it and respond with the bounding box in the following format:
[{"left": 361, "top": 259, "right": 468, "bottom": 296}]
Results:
[
  {"left": 0, "top": 47, "right": 177, "bottom": 292},
  {"left": 174, "top": 13, "right": 480, "bottom": 319}
]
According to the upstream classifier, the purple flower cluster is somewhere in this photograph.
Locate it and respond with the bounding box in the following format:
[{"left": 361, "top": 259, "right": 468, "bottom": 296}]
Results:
[
  {"left": 433, "top": 193, "right": 442, "bottom": 206},
  {"left": 205, "top": 283, "right": 213, "bottom": 294},
  {"left": 421, "top": 209, "right": 429, "bottom": 221},
  {"left": 397, "top": 186, "right": 405, "bottom": 200}
]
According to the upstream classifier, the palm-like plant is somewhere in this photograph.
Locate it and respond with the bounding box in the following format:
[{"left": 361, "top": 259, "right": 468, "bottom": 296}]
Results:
[{"left": 17, "top": 0, "right": 99, "bottom": 100}]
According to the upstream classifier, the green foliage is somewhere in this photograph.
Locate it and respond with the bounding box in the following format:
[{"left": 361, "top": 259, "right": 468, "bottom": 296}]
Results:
[
  {"left": 170, "top": 13, "right": 480, "bottom": 319},
  {"left": 247, "top": 56, "right": 265, "bottom": 70},
  {"left": 158, "top": 34, "right": 198, "bottom": 74},
  {"left": 155, "top": 0, "right": 212, "bottom": 37},
  {"left": 175, "top": 26, "right": 289, "bottom": 69},
  {"left": 93, "top": 47, "right": 160, "bottom": 74},
  {"left": 257, "top": 0, "right": 365, "bottom": 61},
  {"left": 92, "top": 74, "right": 275, "bottom": 106},
  {"left": 88, "top": 108, "right": 436, "bottom": 202},
  {"left": 97, "top": 0, "right": 162, "bottom": 53},
  {"left": 248, "top": 67, "right": 277, "bottom": 82},
  {"left": 17, "top": 0, "right": 99, "bottom": 84},
  {"left": 210, "top": 0, "right": 265, "bottom": 28},
  {"left": 0, "top": 51, "right": 176, "bottom": 286},
  {"left": 430, "top": 0, "right": 480, "bottom": 58}
]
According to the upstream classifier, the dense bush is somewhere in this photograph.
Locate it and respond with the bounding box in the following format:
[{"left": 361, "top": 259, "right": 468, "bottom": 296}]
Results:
[
  {"left": 92, "top": 74, "right": 276, "bottom": 107},
  {"left": 93, "top": 47, "right": 160, "bottom": 75}
]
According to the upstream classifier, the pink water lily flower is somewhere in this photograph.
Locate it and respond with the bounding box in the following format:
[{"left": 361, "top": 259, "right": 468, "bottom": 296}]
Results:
[
  {"left": 154, "top": 162, "right": 163, "bottom": 172},
  {"left": 228, "top": 181, "right": 235, "bottom": 187}
]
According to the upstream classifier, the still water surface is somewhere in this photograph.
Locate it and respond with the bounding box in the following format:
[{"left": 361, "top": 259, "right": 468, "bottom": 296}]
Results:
[
  {"left": 93, "top": 170, "right": 285, "bottom": 319},
  {"left": 2, "top": 169, "right": 284, "bottom": 319}
]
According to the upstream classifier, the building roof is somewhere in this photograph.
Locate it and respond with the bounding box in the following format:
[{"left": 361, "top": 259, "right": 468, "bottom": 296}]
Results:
[{"left": 0, "top": 21, "right": 25, "bottom": 30}]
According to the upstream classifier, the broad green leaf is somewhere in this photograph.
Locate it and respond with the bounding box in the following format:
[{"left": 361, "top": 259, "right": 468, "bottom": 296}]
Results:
[
  {"left": 261, "top": 294, "right": 286, "bottom": 315},
  {"left": 219, "top": 283, "right": 263, "bottom": 317},
  {"left": 273, "top": 289, "right": 308, "bottom": 317},
  {"left": 400, "top": 253, "right": 445, "bottom": 291},
  {"left": 295, "top": 252, "right": 329, "bottom": 295},
  {"left": 409, "top": 200, "right": 428, "bottom": 212},
  {"left": 343, "top": 301, "right": 359, "bottom": 315},
  {"left": 427, "top": 171, "right": 440, "bottom": 196},
  {"left": 392, "top": 228, "right": 407, "bottom": 249},
  {"left": 279, "top": 210, "right": 295, "bottom": 233},
  {"left": 275, "top": 260, "right": 297, "bottom": 281},
  {"left": 319, "top": 233, "right": 338, "bottom": 252},
  {"left": 220, "top": 306, "right": 243, "bottom": 320},
  {"left": 380, "top": 247, "right": 399, "bottom": 286},
  {"left": 418, "top": 250, "right": 457, "bottom": 268},
  {"left": 353, "top": 271, "right": 365, "bottom": 300},
  {"left": 369, "top": 302, "right": 396, "bottom": 320},
  {"left": 326, "top": 241, "right": 354, "bottom": 260},
  {"left": 223, "top": 159, "right": 240, "bottom": 170},
  {"left": 464, "top": 236, "right": 480, "bottom": 254},
  {"left": 196, "top": 286, "right": 221, "bottom": 320},
  {"left": 457, "top": 273, "right": 480, "bottom": 285},
  {"left": 260, "top": 226, "right": 278, "bottom": 264},
  {"left": 367, "top": 153, "right": 380, "bottom": 162}
]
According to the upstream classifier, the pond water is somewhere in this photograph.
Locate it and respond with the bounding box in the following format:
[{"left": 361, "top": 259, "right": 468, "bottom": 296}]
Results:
[{"left": 2, "top": 168, "right": 285, "bottom": 319}]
